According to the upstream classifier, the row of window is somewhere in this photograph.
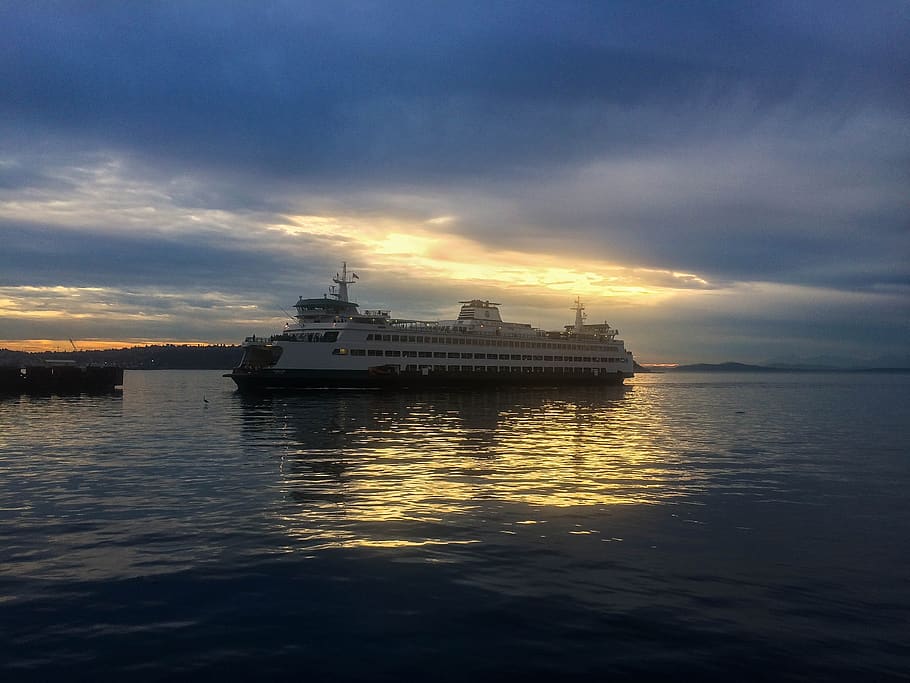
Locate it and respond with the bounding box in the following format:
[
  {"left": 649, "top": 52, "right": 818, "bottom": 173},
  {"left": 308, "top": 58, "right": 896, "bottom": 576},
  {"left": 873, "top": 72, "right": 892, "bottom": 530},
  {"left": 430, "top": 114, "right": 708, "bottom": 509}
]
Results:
[
  {"left": 272, "top": 330, "right": 621, "bottom": 354},
  {"left": 333, "top": 348, "right": 626, "bottom": 363},
  {"left": 273, "top": 331, "right": 340, "bottom": 343},
  {"left": 402, "top": 365, "right": 615, "bottom": 374},
  {"left": 364, "top": 333, "right": 617, "bottom": 353}
]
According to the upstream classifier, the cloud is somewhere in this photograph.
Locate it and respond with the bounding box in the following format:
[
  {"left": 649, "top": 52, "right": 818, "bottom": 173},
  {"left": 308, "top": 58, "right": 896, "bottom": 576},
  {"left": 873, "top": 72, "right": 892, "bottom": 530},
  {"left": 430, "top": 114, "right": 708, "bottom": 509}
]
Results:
[
  {"left": 0, "top": 1, "right": 907, "bottom": 361},
  {"left": 3, "top": 1, "right": 906, "bottom": 181}
]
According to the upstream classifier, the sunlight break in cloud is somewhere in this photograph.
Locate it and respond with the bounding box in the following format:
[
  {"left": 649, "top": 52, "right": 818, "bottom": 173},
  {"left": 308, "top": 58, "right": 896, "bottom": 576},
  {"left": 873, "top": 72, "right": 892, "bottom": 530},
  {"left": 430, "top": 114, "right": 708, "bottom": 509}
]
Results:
[{"left": 274, "top": 213, "right": 710, "bottom": 306}]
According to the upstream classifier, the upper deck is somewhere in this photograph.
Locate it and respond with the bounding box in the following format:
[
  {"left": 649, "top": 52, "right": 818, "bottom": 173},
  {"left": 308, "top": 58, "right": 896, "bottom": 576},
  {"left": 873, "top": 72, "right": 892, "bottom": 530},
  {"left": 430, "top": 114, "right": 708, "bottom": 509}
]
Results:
[{"left": 256, "top": 263, "right": 626, "bottom": 347}]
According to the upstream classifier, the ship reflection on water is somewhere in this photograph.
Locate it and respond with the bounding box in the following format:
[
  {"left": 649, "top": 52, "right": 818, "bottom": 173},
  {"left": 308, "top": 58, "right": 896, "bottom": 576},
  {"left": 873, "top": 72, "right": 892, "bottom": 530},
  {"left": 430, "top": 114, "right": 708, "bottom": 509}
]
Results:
[{"left": 234, "top": 385, "right": 688, "bottom": 550}]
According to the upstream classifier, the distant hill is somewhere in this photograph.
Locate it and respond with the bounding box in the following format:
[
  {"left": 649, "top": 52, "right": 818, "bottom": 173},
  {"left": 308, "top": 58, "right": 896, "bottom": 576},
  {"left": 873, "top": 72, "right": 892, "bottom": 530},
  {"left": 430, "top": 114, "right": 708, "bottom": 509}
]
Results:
[
  {"left": 670, "top": 362, "right": 779, "bottom": 372},
  {"left": 0, "top": 344, "right": 243, "bottom": 370},
  {"left": 670, "top": 362, "right": 910, "bottom": 373},
  {"left": 763, "top": 352, "right": 910, "bottom": 370}
]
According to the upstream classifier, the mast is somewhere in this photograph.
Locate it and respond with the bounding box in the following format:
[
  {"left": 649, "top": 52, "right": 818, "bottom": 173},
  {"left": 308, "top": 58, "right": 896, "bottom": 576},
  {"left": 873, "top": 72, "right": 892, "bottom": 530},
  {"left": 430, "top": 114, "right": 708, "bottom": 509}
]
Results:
[
  {"left": 332, "top": 262, "right": 358, "bottom": 302},
  {"left": 571, "top": 297, "right": 586, "bottom": 334}
]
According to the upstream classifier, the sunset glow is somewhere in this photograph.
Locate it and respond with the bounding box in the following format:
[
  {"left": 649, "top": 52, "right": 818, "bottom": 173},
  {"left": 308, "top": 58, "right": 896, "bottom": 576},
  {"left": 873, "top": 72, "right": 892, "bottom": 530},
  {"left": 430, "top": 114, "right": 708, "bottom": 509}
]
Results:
[{"left": 1, "top": 339, "right": 213, "bottom": 353}]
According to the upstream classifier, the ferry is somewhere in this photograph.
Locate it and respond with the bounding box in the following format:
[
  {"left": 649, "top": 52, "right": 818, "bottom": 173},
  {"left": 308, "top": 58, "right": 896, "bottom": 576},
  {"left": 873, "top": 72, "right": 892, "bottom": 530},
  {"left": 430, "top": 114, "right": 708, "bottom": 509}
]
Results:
[{"left": 226, "top": 264, "right": 635, "bottom": 390}]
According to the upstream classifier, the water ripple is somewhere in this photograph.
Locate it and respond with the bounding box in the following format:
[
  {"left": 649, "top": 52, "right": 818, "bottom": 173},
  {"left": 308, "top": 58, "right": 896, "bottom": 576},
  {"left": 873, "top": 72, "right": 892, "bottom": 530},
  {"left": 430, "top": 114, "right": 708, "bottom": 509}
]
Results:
[{"left": 2, "top": 370, "right": 909, "bottom": 679}]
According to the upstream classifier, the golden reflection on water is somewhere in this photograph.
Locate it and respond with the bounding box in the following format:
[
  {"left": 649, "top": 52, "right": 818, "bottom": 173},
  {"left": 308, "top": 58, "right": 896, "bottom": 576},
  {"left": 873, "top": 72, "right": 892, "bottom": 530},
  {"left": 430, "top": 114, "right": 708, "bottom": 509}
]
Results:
[{"left": 238, "top": 384, "right": 677, "bottom": 549}]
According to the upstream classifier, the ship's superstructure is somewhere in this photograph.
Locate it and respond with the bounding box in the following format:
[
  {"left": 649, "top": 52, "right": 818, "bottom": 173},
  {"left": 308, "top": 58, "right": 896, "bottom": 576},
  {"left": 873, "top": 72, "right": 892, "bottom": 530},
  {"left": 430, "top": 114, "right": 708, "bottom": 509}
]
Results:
[{"left": 226, "top": 263, "right": 635, "bottom": 390}]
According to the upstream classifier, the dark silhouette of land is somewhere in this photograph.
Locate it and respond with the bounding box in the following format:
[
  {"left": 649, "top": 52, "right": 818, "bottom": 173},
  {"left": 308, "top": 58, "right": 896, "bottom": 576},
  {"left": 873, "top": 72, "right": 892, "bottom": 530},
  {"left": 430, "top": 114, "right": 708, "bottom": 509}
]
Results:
[
  {"left": 0, "top": 345, "right": 243, "bottom": 370},
  {"left": 667, "top": 362, "right": 910, "bottom": 373}
]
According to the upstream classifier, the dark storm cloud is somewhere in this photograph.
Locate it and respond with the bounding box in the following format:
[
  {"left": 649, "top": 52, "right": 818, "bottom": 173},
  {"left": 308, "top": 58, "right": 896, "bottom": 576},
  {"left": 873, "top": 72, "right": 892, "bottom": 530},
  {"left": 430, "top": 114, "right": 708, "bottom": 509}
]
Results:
[
  {"left": 5, "top": 0, "right": 905, "bottom": 289},
  {"left": 3, "top": 1, "right": 906, "bottom": 182},
  {"left": 0, "top": 220, "right": 283, "bottom": 290},
  {"left": 0, "top": 165, "right": 59, "bottom": 192}
]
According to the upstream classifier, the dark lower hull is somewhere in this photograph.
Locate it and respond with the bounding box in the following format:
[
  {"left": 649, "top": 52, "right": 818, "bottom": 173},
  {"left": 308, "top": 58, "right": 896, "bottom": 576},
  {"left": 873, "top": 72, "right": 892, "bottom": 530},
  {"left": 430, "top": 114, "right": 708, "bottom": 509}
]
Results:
[
  {"left": 0, "top": 366, "right": 124, "bottom": 395},
  {"left": 226, "top": 367, "right": 631, "bottom": 391}
]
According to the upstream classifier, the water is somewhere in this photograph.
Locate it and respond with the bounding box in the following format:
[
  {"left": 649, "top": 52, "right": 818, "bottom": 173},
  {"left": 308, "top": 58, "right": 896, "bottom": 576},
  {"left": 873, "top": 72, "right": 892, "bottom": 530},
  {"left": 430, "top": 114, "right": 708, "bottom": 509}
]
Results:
[{"left": 1, "top": 371, "right": 908, "bottom": 680}]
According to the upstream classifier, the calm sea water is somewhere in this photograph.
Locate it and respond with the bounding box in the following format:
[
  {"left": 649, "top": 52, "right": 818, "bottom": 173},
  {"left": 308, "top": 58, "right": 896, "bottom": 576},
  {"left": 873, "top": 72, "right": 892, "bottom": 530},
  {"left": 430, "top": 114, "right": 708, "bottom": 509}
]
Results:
[{"left": 1, "top": 371, "right": 908, "bottom": 681}]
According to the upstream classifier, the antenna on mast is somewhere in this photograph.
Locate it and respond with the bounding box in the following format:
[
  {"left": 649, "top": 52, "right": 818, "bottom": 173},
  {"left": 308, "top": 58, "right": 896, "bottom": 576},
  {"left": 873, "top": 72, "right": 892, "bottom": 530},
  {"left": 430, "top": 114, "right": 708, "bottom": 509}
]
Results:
[
  {"left": 332, "top": 262, "right": 358, "bottom": 302},
  {"left": 571, "top": 297, "right": 586, "bottom": 334}
]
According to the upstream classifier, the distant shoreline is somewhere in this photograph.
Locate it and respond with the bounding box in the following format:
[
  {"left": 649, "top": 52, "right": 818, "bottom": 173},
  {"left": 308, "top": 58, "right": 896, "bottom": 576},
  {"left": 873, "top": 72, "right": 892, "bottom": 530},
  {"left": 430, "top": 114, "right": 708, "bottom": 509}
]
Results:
[
  {"left": 647, "top": 362, "right": 910, "bottom": 374},
  {"left": 0, "top": 344, "right": 243, "bottom": 370},
  {"left": 3, "top": 347, "right": 907, "bottom": 374}
]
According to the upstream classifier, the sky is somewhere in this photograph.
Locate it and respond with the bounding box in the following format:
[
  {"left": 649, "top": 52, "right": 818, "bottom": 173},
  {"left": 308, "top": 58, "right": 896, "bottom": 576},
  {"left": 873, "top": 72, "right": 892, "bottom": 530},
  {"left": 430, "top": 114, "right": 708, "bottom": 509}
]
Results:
[{"left": 1, "top": 1, "right": 908, "bottom": 364}]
